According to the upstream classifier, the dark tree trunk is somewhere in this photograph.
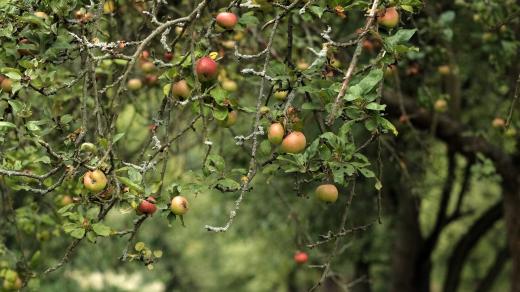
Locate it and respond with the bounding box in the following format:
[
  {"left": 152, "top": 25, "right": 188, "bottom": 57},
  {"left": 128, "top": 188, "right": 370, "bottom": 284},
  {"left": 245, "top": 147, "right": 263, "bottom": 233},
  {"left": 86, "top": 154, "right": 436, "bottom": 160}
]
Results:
[
  {"left": 390, "top": 186, "right": 424, "bottom": 292},
  {"left": 502, "top": 183, "right": 520, "bottom": 292}
]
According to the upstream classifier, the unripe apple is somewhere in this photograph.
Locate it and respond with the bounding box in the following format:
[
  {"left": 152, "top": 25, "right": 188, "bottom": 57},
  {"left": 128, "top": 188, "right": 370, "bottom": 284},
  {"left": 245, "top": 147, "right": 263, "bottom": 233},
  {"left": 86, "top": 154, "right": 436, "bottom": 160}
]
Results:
[
  {"left": 221, "top": 79, "right": 238, "bottom": 92},
  {"left": 61, "top": 195, "right": 73, "bottom": 206},
  {"left": 172, "top": 80, "right": 191, "bottom": 99},
  {"left": 83, "top": 170, "right": 108, "bottom": 192},
  {"left": 34, "top": 11, "right": 49, "bottom": 19},
  {"left": 438, "top": 65, "right": 451, "bottom": 75},
  {"left": 1, "top": 78, "right": 13, "bottom": 93},
  {"left": 281, "top": 131, "right": 306, "bottom": 153},
  {"left": 175, "top": 26, "right": 184, "bottom": 35},
  {"left": 268, "top": 123, "right": 285, "bottom": 145},
  {"left": 492, "top": 117, "right": 506, "bottom": 128},
  {"left": 216, "top": 12, "right": 239, "bottom": 29},
  {"left": 163, "top": 51, "right": 173, "bottom": 62},
  {"left": 315, "top": 184, "right": 339, "bottom": 203},
  {"left": 196, "top": 57, "right": 218, "bottom": 81},
  {"left": 127, "top": 78, "right": 143, "bottom": 91},
  {"left": 221, "top": 40, "right": 236, "bottom": 49},
  {"left": 138, "top": 196, "right": 157, "bottom": 215},
  {"left": 217, "top": 110, "right": 238, "bottom": 127},
  {"left": 378, "top": 7, "right": 399, "bottom": 28},
  {"left": 140, "top": 61, "right": 155, "bottom": 73},
  {"left": 171, "top": 195, "right": 188, "bottom": 215},
  {"left": 74, "top": 10, "right": 85, "bottom": 20},
  {"left": 80, "top": 142, "right": 97, "bottom": 153},
  {"left": 296, "top": 60, "right": 309, "bottom": 71},
  {"left": 294, "top": 251, "right": 308, "bottom": 264},
  {"left": 260, "top": 106, "right": 270, "bottom": 114},
  {"left": 434, "top": 99, "right": 447, "bottom": 112},
  {"left": 273, "top": 90, "right": 288, "bottom": 101},
  {"left": 145, "top": 74, "right": 158, "bottom": 86}
]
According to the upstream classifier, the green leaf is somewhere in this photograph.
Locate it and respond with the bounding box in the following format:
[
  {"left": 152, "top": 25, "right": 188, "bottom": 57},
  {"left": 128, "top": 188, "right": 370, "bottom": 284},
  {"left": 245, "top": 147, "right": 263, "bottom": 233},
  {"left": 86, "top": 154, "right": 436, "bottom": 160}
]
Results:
[
  {"left": 210, "top": 87, "right": 227, "bottom": 105},
  {"left": 359, "top": 168, "right": 375, "bottom": 178},
  {"left": 117, "top": 176, "right": 145, "bottom": 193},
  {"left": 92, "top": 223, "right": 111, "bottom": 237},
  {"left": 70, "top": 228, "right": 85, "bottom": 239},
  {"left": 385, "top": 29, "right": 417, "bottom": 48},
  {"left": 0, "top": 121, "right": 16, "bottom": 128},
  {"left": 216, "top": 178, "right": 241, "bottom": 191},
  {"left": 365, "top": 102, "right": 386, "bottom": 111},
  {"left": 113, "top": 133, "right": 125, "bottom": 144}
]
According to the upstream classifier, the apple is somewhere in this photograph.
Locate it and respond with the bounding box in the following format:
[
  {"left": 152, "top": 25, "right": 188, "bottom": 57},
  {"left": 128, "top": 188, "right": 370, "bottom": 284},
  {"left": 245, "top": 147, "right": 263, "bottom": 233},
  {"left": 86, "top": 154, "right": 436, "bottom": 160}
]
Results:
[
  {"left": 492, "top": 117, "right": 506, "bottom": 128},
  {"left": 221, "top": 40, "right": 236, "bottom": 49},
  {"left": 34, "top": 11, "right": 49, "bottom": 19},
  {"left": 18, "top": 38, "right": 36, "bottom": 56},
  {"left": 378, "top": 7, "right": 399, "bottom": 28},
  {"left": 296, "top": 60, "right": 309, "bottom": 71},
  {"left": 172, "top": 80, "right": 191, "bottom": 99},
  {"left": 138, "top": 196, "right": 157, "bottom": 215},
  {"left": 83, "top": 170, "right": 108, "bottom": 192},
  {"left": 260, "top": 106, "right": 270, "bottom": 114},
  {"left": 127, "top": 78, "right": 143, "bottom": 91},
  {"left": 145, "top": 75, "right": 158, "bottom": 86},
  {"left": 315, "top": 184, "right": 339, "bottom": 203},
  {"left": 1, "top": 78, "right": 12, "bottom": 93},
  {"left": 163, "top": 51, "right": 173, "bottom": 62},
  {"left": 140, "top": 61, "right": 155, "bottom": 73},
  {"left": 196, "top": 57, "right": 218, "bottom": 81},
  {"left": 61, "top": 195, "right": 73, "bottom": 206},
  {"left": 221, "top": 79, "right": 237, "bottom": 92},
  {"left": 217, "top": 110, "right": 238, "bottom": 127},
  {"left": 434, "top": 99, "right": 447, "bottom": 112},
  {"left": 74, "top": 10, "right": 85, "bottom": 20},
  {"left": 330, "top": 58, "right": 342, "bottom": 69},
  {"left": 175, "top": 26, "right": 184, "bottom": 35},
  {"left": 294, "top": 251, "right": 308, "bottom": 264},
  {"left": 273, "top": 90, "right": 288, "bottom": 101},
  {"left": 140, "top": 50, "right": 150, "bottom": 60},
  {"left": 281, "top": 131, "right": 306, "bottom": 153},
  {"left": 438, "top": 65, "right": 451, "bottom": 75},
  {"left": 171, "top": 195, "right": 188, "bottom": 215},
  {"left": 216, "top": 12, "right": 239, "bottom": 29},
  {"left": 82, "top": 12, "right": 94, "bottom": 23},
  {"left": 384, "top": 64, "right": 397, "bottom": 77},
  {"left": 80, "top": 142, "right": 97, "bottom": 153},
  {"left": 268, "top": 123, "right": 285, "bottom": 145}
]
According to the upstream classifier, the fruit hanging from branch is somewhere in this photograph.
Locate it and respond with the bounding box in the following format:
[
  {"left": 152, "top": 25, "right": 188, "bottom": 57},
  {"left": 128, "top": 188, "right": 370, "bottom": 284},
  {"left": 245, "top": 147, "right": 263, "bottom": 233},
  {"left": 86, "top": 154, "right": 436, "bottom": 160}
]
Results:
[
  {"left": 315, "top": 184, "right": 339, "bottom": 203},
  {"left": 378, "top": 7, "right": 399, "bottom": 28},
  {"left": 171, "top": 196, "right": 189, "bottom": 215},
  {"left": 281, "top": 131, "right": 306, "bottom": 153},
  {"left": 268, "top": 123, "right": 285, "bottom": 145},
  {"left": 196, "top": 57, "right": 218, "bottom": 81},
  {"left": 138, "top": 196, "right": 157, "bottom": 215},
  {"left": 216, "top": 12, "right": 239, "bottom": 29},
  {"left": 83, "top": 170, "right": 108, "bottom": 192}
]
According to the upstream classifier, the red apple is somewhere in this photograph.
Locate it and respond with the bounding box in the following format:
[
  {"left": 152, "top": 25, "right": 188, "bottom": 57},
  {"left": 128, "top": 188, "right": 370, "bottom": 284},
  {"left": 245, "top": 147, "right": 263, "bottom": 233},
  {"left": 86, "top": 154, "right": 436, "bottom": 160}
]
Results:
[
  {"left": 378, "top": 7, "right": 399, "bottom": 28},
  {"left": 196, "top": 57, "right": 218, "bottom": 81},
  {"left": 138, "top": 196, "right": 157, "bottom": 215},
  {"left": 216, "top": 12, "right": 239, "bottom": 29},
  {"left": 294, "top": 251, "right": 308, "bottom": 264},
  {"left": 163, "top": 51, "right": 173, "bottom": 62},
  {"left": 281, "top": 131, "right": 306, "bottom": 153},
  {"left": 1, "top": 78, "right": 13, "bottom": 93}
]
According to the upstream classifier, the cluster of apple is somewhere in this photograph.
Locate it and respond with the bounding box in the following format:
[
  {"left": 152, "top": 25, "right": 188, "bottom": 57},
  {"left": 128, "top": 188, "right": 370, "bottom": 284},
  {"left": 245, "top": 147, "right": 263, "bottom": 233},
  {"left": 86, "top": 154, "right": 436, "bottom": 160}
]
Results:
[
  {"left": 82, "top": 169, "right": 189, "bottom": 217},
  {"left": 127, "top": 50, "right": 161, "bottom": 91}
]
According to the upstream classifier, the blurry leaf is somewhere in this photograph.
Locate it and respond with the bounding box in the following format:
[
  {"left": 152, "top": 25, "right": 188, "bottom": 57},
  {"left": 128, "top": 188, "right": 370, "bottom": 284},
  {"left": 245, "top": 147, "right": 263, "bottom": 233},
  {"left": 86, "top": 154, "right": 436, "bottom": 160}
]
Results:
[
  {"left": 92, "top": 223, "right": 111, "bottom": 237},
  {"left": 70, "top": 228, "right": 85, "bottom": 239}
]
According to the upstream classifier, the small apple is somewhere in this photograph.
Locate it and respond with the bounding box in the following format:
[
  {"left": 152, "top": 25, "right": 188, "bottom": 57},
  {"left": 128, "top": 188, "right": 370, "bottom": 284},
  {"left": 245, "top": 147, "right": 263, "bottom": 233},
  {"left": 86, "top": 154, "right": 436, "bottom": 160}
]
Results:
[
  {"left": 172, "top": 80, "right": 191, "bottom": 99},
  {"left": 296, "top": 60, "right": 309, "bottom": 71},
  {"left": 74, "top": 10, "right": 85, "bottom": 20},
  {"left": 438, "top": 65, "right": 451, "bottom": 75},
  {"left": 82, "top": 12, "right": 94, "bottom": 23},
  {"left": 492, "top": 117, "right": 506, "bottom": 128},
  {"left": 281, "top": 131, "right": 306, "bottom": 153},
  {"left": 140, "top": 61, "right": 155, "bottom": 73},
  {"left": 434, "top": 99, "right": 447, "bottom": 112},
  {"left": 260, "top": 106, "right": 270, "bottom": 114},
  {"left": 175, "top": 26, "right": 184, "bottom": 35},
  {"left": 268, "top": 123, "right": 285, "bottom": 145},
  {"left": 216, "top": 12, "right": 239, "bottom": 29},
  {"left": 217, "top": 110, "right": 238, "bottom": 127},
  {"left": 140, "top": 50, "right": 150, "bottom": 60},
  {"left": 61, "top": 195, "right": 73, "bottom": 206},
  {"left": 294, "top": 251, "right": 308, "bottom": 264},
  {"left": 145, "top": 74, "right": 158, "bottom": 86},
  {"left": 315, "top": 184, "right": 339, "bottom": 203},
  {"left": 1, "top": 78, "right": 13, "bottom": 93},
  {"left": 138, "top": 196, "right": 157, "bottom": 215},
  {"left": 80, "top": 142, "right": 97, "bottom": 153},
  {"left": 378, "top": 7, "right": 399, "bottom": 28},
  {"left": 221, "top": 40, "right": 236, "bottom": 49},
  {"left": 83, "top": 170, "right": 108, "bottom": 192},
  {"left": 127, "top": 78, "right": 143, "bottom": 91},
  {"left": 34, "top": 11, "right": 49, "bottom": 19},
  {"left": 163, "top": 51, "right": 173, "bottom": 62},
  {"left": 221, "top": 79, "right": 238, "bottom": 92},
  {"left": 196, "top": 57, "right": 218, "bottom": 81},
  {"left": 171, "top": 195, "right": 188, "bottom": 215},
  {"left": 273, "top": 90, "right": 288, "bottom": 101},
  {"left": 330, "top": 58, "right": 342, "bottom": 69}
]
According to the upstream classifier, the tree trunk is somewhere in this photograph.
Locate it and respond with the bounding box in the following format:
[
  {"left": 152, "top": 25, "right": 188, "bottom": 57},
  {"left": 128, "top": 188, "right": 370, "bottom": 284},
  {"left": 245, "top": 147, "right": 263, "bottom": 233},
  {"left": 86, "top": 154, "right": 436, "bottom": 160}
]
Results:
[
  {"left": 502, "top": 181, "right": 520, "bottom": 292},
  {"left": 390, "top": 186, "right": 424, "bottom": 292}
]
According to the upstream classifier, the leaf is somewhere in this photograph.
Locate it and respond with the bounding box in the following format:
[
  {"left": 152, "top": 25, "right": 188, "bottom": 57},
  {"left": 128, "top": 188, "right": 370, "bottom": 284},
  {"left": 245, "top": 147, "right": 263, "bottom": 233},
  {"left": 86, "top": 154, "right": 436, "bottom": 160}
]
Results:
[
  {"left": 117, "top": 176, "right": 145, "bottom": 193},
  {"left": 92, "top": 223, "right": 111, "bottom": 237},
  {"left": 378, "top": 117, "right": 398, "bottom": 136},
  {"left": 210, "top": 87, "right": 227, "bottom": 105},
  {"left": 0, "top": 121, "right": 16, "bottom": 128},
  {"left": 365, "top": 102, "right": 386, "bottom": 111},
  {"left": 113, "top": 132, "right": 125, "bottom": 144},
  {"left": 70, "top": 228, "right": 85, "bottom": 239},
  {"left": 359, "top": 168, "right": 375, "bottom": 178},
  {"left": 385, "top": 29, "right": 417, "bottom": 47},
  {"left": 216, "top": 178, "right": 241, "bottom": 191}
]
